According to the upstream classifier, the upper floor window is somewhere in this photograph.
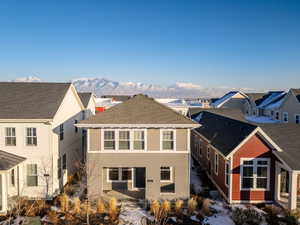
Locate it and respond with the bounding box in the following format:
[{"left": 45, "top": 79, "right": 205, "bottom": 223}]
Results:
[
  {"left": 62, "top": 154, "right": 67, "bottom": 170},
  {"left": 207, "top": 147, "right": 210, "bottom": 159},
  {"left": 5, "top": 127, "right": 16, "bottom": 146},
  {"left": 59, "top": 124, "right": 64, "bottom": 141},
  {"left": 133, "top": 131, "right": 145, "bottom": 150},
  {"left": 160, "top": 167, "right": 172, "bottom": 182},
  {"left": 161, "top": 130, "right": 175, "bottom": 150},
  {"left": 275, "top": 112, "right": 280, "bottom": 120},
  {"left": 295, "top": 115, "right": 299, "bottom": 124},
  {"left": 104, "top": 130, "right": 115, "bottom": 150},
  {"left": 119, "top": 131, "right": 130, "bottom": 150},
  {"left": 283, "top": 112, "right": 288, "bottom": 123},
  {"left": 26, "top": 128, "right": 37, "bottom": 146},
  {"left": 241, "top": 159, "right": 269, "bottom": 190},
  {"left": 27, "top": 164, "right": 38, "bottom": 187}
]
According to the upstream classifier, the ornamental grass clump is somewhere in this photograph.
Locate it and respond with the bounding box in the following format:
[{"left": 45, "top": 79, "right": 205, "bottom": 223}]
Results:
[
  {"left": 188, "top": 198, "right": 198, "bottom": 215},
  {"left": 97, "top": 199, "right": 105, "bottom": 215},
  {"left": 59, "top": 194, "right": 69, "bottom": 212},
  {"left": 150, "top": 200, "right": 161, "bottom": 216},
  {"left": 73, "top": 197, "right": 81, "bottom": 215},
  {"left": 108, "top": 197, "right": 119, "bottom": 221},
  {"left": 162, "top": 200, "right": 171, "bottom": 215},
  {"left": 175, "top": 199, "right": 184, "bottom": 215}
]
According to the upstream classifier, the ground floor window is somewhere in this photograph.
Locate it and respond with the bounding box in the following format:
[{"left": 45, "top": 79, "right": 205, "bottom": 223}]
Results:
[
  {"left": 11, "top": 169, "right": 15, "bottom": 186},
  {"left": 27, "top": 164, "right": 38, "bottom": 187},
  {"left": 160, "top": 167, "right": 172, "bottom": 182},
  {"left": 107, "top": 168, "right": 133, "bottom": 182},
  {"left": 296, "top": 114, "right": 300, "bottom": 124},
  {"left": 241, "top": 158, "right": 269, "bottom": 190}
]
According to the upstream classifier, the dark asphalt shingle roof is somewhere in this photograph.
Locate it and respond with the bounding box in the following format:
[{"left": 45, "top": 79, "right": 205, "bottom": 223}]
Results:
[
  {"left": 0, "top": 82, "right": 71, "bottom": 119},
  {"left": 190, "top": 108, "right": 246, "bottom": 122},
  {"left": 0, "top": 150, "right": 26, "bottom": 170},
  {"left": 194, "top": 111, "right": 257, "bottom": 156},
  {"left": 78, "top": 92, "right": 93, "bottom": 108},
  {"left": 80, "top": 94, "right": 198, "bottom": 125},
  {"left": 291, "top": 89, "right": 300, "bottom": 103},
  {"left": 245, "top": 93, "right": 266, "bottom": 105},
  {"left": 260, "top": 124, "right": 300, "bottom": 170}
]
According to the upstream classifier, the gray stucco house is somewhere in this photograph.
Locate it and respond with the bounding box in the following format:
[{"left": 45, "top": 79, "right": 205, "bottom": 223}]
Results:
[{"left": 77, "top": 94, "right": 199, "bottom": 201}]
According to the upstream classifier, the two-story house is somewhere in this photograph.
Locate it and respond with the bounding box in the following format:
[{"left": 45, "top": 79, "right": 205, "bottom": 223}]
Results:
[
  {"left": 211, "top": 91, "right": 248, "bottom": 110},
  {"left": 0, "top": 82, "right": 87, "bottom": 213},
  {"left": 76, "top": 94, "right": 199, "bottom": 202}
]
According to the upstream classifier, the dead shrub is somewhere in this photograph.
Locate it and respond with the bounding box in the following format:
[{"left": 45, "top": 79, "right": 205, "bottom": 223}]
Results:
[
  {"left": 48, "top": 210, "right": 60, "bottom": 225},
  {"left": 150, "top": 200, "right": 160, "bottom": 216},
  {"left": 175, "top": 199, "right": 184, "bottom": 215},
  {"left": 109, "top": 197, "right": 119, "bottom": 221},
  {"left": 231, "top": 207, "right": 263, "bottom": 225},
  {"left": 59, "top": 194, "right": 69, "bottom": 212},
  {"left": 64, "top": 185, "right": 75, "bottom": 196},
  {"left": 73, "top": 197, "right": 81, "bottom": 215},
  {"left": 201, "top": 198, "right": 212, "bottom": 216},
  {"left": 97, "top": 199, "right": 106, "bottom": 214},
  {"left": 162, "top": 200, "right": 171, "bottom": 215},
  {"left": 188, "top": 198, "right": 198, "bottom": 215}
]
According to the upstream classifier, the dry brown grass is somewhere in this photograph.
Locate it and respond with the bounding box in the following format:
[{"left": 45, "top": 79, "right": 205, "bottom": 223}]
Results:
[
  {"left": 97, "top": 199, "right": 106, "bottom": 214},
  {"left": 150, "top": 200, "right": 161, "bottom": 216},
  {"left": 162, "top": 200, "right": 171, "bottom": 214},
  {"left": 175, "top": 199, "right": 184, "bottom": 215},
  {"left": 201, "top": 198, "right": 212, "bottom": 216},
  {"left": 188, "top": 198, "right": 198, "bottom": 215},
  {"left": 48, "top": 210, "right": 60, "bottom": 225},
  {"left": 73, "top": 197, "right": 81, "bottom": 215}
]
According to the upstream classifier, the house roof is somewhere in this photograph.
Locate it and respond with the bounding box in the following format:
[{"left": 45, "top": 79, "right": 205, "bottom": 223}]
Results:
[
  {"left": 101, "top": 95, "right": 132, "bottom": 102},
  {"left": 78, "top": 92, "right": 93, "bottom": 108},
  {"left": 80, "top": 94, "right": 198, "bottom": 126},
  {"left": 245, "top": 93, "right": 266, "bottom": 104},
  {"left": 190, "top": 108, "right": 246, "bottom": 122},
  {"left": 291, "top": 89, "right": 300, "bottom": 103},
  {"left": 0, "top": 82, "right": 71, "bottom": 119},
  {"left": 0, "top": 150, "right": 26, "bottom": 170},
  {"left": 260, "top": 124, "right": 300, "bottom": 170},
  {"left": 194, "top": 111, "right": 257, "bottom": 157},
  {"left": 211, "top": 91, "right": 240, "bottom": 107}
]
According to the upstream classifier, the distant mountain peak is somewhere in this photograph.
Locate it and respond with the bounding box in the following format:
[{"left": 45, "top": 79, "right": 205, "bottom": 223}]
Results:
[{"left": 13, "top": 76, "right": 42, "bottom": 82}]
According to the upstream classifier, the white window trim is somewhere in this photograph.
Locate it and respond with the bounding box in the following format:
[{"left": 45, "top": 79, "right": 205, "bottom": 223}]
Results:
[
  {"left": 101, "top": 129, "right": 147, "bottom": 151},
  {"left": 25, "top": 127, "right": 37, "bottom": 147},
  {"left": 107, "top": 168, "right": 133, "bottom": 183},
  {"left": 283, "top": 112, "right": 289, "bottom": 123},
  {"left": 5, "top": 127, "right": 16, "bottom": 146},
  {"left": 214, "top": 153, "right": 219, "bottom": 175},
  {"left": 295, "top": 114, "right": 300, "bottom": 124},
  {"left": 240, "top": 158, "right": 270, "bottom": 191},
  {"left": 225, "top": 161, "right": 230, "bottom": 187},
  {"left": 160, "top": 129, "right": 176, "bottom": 151},
  {"left": 160, "top": 166, "right": 173, "bottom": 183}
]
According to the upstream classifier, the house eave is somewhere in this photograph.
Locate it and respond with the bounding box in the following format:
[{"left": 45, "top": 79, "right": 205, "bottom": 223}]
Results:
[{"left": 76, "top": 123, "right": 201, "bottom": 129}]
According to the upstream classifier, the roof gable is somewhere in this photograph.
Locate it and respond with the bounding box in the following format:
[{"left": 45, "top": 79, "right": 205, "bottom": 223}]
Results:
[
  {"left": 291, "top": 89, "right": 300, "bottom": 103},
  {"left": 0, "top": 150, "right": 26, "bottom": 170},
  {"left": 0, "top": 82, "right": 71, "bottom": 120},
  {"left": 78, "top": 92, "right": 93, "bottom": 108},
  {"left": 80, "top": 94, "right": 198, "bottom": 126}
]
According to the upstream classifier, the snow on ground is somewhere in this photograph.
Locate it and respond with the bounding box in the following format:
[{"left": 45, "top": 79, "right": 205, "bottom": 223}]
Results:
[
  {"left": 245, "top": 115, "right": 279, "bottom": 124},
  {"left": 190, "top": 159, "right": 203, "bottom": 194},
  {"left": 119, "top": 200, "right": 150, "bottom": 225}
]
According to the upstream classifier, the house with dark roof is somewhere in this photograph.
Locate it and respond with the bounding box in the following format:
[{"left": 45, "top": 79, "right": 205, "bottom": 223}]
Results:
[
  {"left": 0, "top": 82, "right": 88, "bottom": 213},
  {"left": 76, "top": 94, "right": 199, "bottom": 201},
  {"left": 78, "top": 92, "right": 97, "bottom": 118},
  {"left": 191, "top": 110, "right": 300, "bottom": 210},
  {"left": 211, "top": 91, "right": 248, "bottom": 110}
]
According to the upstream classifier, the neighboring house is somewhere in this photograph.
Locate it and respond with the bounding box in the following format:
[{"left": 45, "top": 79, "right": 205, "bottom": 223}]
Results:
[
  {"left": 78, "top": 92, "right": 97, "bottom": 119},
  {"left": 0, "top": 82, "right": 85, "bottom": 213},
  {"left": 95, "top": 96, "right": 131, "bottom": 113},
  {"left": 0, "top": 150, "right": 26, "bottom": 214},
  {"left": 270, "top": 89, "right": 300, "bottom": 124},
  {"left": 76, "top": 94, "right": 199, "bottom": 202},
  {"left": 155, "top": 98, "right": 202, "bottom": 116},
  {"left": 244, "top": 91, "right": 286, "bottom": 122},
  {"left": 191, "top": 110, "right": 300, "bottom": 210},
  {"left": 211, "top": 91, "right": 248, "bottom": 110}
]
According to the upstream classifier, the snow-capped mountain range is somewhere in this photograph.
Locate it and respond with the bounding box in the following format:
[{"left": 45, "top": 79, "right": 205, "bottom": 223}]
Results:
[{"left": 10, "top": 76, "right": 256, "bottom": 98}]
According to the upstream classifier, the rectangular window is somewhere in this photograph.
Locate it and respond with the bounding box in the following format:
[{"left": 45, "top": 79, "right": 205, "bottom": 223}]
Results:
[
  {"left": 225, "top": 162, "right": 230, "bottom": 186},
  {"left": 62, "top": 154, "right": 67, "bottom": 170},
  {"left": 295, "top": 115, "right": 300, "bottom": 124},
  {"left": 121, "top": 168, "right": 132, "bottom": 181},
  {"left": 27, "top": 164, "right": 38, "bottom": 186},
  {"left": 160, "top": 167, "right": 172, "bottom": 182},
  {"left": 108, "top": 168, "right": 119, "bottom": 181},
  {"left": 74, "top": 120, "right": 78, "bottom": 133},
  {"left": 119, "top": 131, "right": 130, "bottom": 150},
  {"left": 59, "top": 124, "right": 64, "bottom": 141},
  {"left": 5, "top": 127, "right": 16, "bottom": 146},
  {"left": 241, "top": 159, "right": 269, "bottom": 190},
  {"left": 207, "top": 147, "right": 210, "bottom": 159},
  {"left": 162, "top": 130, "right": 174, "bottom": 150},
  {"left": 57, "top": 158, "right": 62, "bottom": 179},
  {"left": 26, "top": 128, "right": 37, "bottom": 146},
  {"left": 11, "top": 169, "right": 15, "bottom": 186},
  {"left": 283, "top": 112, "right": 288, "bottom": 123},
  {"left": 198, "top": 140, "right": 202, "bottom": 157},
  {"left": 214, "top": 153, "right": 219, "bottom": 175},
  {"left": 275, "top": 112, "right": 280, "bottom": 120},
  {"left": 133, "top": 131, "right": 145, "bottom": 150},
  {"left": 104, "top": 131, "right": 115, "bottom": 150}
]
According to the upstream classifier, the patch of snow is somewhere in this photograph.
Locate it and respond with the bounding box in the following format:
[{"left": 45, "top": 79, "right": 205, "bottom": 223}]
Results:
[
  {"left": 258, "top": 92, "right": 285, "bottom": 108},
  {"left": 203, "top": 214, "right": 235, "bottom": 225},
  {"left": 119, "top": 200, "right": 150, "bottom": 225},
  {"left": 265, "top": 97, "right": 285, "bottom": 109},
  {"left": 190, "top": 215, "right": 201, "bottom": 222},
  {"left": 211, "top": 92, "right": 238, "bottom": 108},
  {"left": 245, "top": 115, "right": 279, "bottom": 124}
]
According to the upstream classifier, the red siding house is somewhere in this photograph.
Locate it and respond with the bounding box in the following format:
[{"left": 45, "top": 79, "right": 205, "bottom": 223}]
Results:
[{"left": 191, "top": 110, "right": 300, "bottom": 210}]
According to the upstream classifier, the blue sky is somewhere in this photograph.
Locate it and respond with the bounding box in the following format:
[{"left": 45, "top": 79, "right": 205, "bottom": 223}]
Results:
[{"left": 0, "top": 0, "right": 299, "bottom": 89}]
